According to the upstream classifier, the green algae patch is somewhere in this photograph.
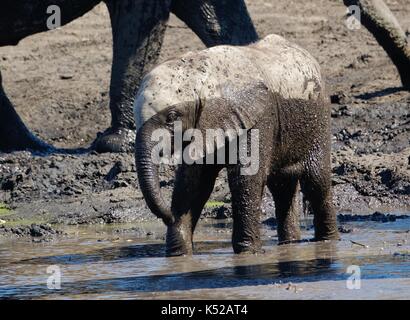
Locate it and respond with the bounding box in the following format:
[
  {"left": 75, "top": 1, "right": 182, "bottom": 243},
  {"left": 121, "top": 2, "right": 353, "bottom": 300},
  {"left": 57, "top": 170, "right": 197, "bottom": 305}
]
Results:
[
  {"left": 0, "top": 203, "right": 12, "bottom": 217},
  {"left": 204, "top": 201, "right": 225, "bottom": 208},
  {"left": 2, "top": 218, "right": 48, "bottom": 228},
  {"left": 0, "top": 204, "right": 50, "bottom": 227}
]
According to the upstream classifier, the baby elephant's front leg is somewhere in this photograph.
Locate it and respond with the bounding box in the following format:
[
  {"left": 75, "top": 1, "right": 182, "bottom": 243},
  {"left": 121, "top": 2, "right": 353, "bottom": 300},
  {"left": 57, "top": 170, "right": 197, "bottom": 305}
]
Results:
[
  {"left": 227, "top": 166, "right": 265, "bottom": 254},
  {"left": 166, "top": 214, "right": 194, "bottom": 256},
  {"left": 166, "top": 164, "right": 220, "bottom": 256}
]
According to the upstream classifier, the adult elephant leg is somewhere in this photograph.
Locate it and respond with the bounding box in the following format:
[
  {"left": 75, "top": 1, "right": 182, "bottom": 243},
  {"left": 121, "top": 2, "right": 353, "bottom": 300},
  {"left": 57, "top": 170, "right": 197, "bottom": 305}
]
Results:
[
  {"left": 95, "top": 0, "right": 172, "bottom": 153},
  {"left": 343, "top": 0, "right": 410, "bottom": 89},
  {"left": 267, "top": 174, "right": 301, "bottom": 244},
  {"left": 166, "top": 164, "right": 221, "bottom": 256},
  {"left": 171, "top": 0, "right": 259, "bottom": 46},
  {"left": 0, "top": 0, "right": 100, "bottom": 153},
  {"left": 0, "top": 71, "right": 52, "bottom": 152}
]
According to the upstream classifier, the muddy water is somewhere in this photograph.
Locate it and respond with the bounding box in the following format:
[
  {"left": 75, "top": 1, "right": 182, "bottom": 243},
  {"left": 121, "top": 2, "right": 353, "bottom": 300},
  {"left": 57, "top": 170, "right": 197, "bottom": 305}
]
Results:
[{"left": 0, "top": 217, "right": 409, "bottom": 300}]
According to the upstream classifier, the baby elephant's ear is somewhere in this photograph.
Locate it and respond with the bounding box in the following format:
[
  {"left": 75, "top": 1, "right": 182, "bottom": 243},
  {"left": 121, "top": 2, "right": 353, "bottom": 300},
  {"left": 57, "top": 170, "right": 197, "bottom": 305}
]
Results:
[
  {"left": 198, "top": 82, "right": 273, "bottom": 133},
  {"left": 184, "top": 82, "right": 272, "bottom": 162}
]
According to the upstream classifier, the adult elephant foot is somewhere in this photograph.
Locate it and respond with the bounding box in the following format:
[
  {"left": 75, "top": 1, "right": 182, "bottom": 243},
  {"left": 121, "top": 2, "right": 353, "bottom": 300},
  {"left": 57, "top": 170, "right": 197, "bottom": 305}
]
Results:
[
  {"left": 0, "top": 118, "right": 53, "bottom": 153},
  {"left": 0, "top": 72, "right": 54, "bottom": 153},
  {"left": 93, "top": 127, "right": 135, "bottom": 153}
]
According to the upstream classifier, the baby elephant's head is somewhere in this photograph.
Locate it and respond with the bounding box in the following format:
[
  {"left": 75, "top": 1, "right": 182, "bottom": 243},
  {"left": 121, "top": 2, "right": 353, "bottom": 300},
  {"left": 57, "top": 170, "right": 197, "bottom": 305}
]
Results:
[{"left": 133, "top": 70, "right": 205, "bottom": 226}]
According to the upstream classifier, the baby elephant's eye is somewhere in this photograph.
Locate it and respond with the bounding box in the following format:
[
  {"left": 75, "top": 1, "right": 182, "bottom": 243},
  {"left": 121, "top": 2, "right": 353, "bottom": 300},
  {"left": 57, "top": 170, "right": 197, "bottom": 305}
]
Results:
[{"left": 166, "top": 111, "right": 179, "bottom": 123}]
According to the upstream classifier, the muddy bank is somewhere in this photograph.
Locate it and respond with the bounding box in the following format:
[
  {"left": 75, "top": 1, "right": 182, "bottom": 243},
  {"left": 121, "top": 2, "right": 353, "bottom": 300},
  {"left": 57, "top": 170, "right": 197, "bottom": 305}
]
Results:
[
  {"left": 0, "top": 223, "right": 65, "bottom": 242},
  {"left": 0, "top": 135, "right": 408, "bottom": 234},
  {"left": 0, "top": 0, "right": 409, "bottom": 234}
]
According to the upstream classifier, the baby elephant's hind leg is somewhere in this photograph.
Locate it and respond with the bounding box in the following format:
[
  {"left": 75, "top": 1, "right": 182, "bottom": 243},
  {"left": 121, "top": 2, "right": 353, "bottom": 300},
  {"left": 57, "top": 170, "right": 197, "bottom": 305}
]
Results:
[
  {"left": 268, "top": 175, "right": 301, "bottom": 244},
  {"left": 302, "top": 163, "right": 339, "bottom": 241}
]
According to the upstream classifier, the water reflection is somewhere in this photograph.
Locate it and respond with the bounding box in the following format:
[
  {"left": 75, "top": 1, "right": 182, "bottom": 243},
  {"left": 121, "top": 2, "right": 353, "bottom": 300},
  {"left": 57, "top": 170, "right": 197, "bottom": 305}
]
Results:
[
  {"left": 15, "top": 243, "right": 166, "bottom": 265},
  {"left": 1, "top": 244, "right": 409, "bottom": 299}
]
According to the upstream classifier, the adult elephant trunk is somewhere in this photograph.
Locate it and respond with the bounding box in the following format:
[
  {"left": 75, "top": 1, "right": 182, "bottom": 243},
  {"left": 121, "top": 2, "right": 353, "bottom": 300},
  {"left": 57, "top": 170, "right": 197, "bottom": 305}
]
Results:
[
  {"left": 343, "top": 0, "right": 410, "bottom": 89},
  {"left": 135, "top": 122, "right": 174, "bottom": 226},
  {"left": 171, "top": 0, "right": 259, "bottom": 47}
]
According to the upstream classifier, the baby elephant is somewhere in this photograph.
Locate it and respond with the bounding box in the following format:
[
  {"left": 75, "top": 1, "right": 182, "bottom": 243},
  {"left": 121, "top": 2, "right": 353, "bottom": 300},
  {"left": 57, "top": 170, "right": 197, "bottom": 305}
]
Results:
[{"left": 134, "top": 34, "right": 339, "bottom": 256}]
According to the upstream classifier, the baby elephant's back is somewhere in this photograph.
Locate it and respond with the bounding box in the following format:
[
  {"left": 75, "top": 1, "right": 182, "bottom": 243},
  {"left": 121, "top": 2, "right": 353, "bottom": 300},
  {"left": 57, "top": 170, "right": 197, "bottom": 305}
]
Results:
[
  {"left": 203, "top": 34, "right": 323, "bottom": 101},
  {"left": 247, "top": 34, "right": 323, "bottom": 101}
]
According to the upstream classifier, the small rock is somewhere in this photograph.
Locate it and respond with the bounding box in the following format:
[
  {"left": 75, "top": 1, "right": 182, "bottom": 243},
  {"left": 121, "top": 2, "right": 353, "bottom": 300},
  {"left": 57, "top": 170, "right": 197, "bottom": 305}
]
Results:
[
  {"left": 60, "top": 74, "right": 73, "bottom": 80},
  {"left": 338, "top": 226, "right": 353, "bottom": 233},
  {"left": 30, "top": 224, "right": 44, "bottom": 237}
]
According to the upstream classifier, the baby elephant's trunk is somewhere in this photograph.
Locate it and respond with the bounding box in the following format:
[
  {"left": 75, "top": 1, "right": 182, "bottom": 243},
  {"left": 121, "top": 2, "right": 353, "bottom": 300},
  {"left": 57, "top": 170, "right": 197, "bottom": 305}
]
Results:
[{"left": 135, "top": 122, "right": 174, "bottom": 226}]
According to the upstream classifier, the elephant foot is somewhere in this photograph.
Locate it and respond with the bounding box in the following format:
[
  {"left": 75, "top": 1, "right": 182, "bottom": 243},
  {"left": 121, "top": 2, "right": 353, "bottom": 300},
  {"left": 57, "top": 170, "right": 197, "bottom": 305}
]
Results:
[
  {"left": 313, "top": 230, "right": 340, "bottom": 242},
  {"left": 165, "top": 224, "right": 193, "bottom": 257},
  {"left": 233, "top": 241, "right": 262, "bottom": 254},
  {"left": 277, "top": 227, "right": 302, "bottom": 245},
  {"left": 165, "top": 238, "right": 192, "bottom": 257},
  {"left": 278, "top": 239, "right": 307, "bottom": 245},
  {"left": 0, "top": 125, "right": 54, "bottom": 154},
  {"left": 166, "top": 247, "right": 190, "bottom": 257},
  {"left": 93, "top": 127, "right": 135, "bottom": 153},
  {"left": 0, "top": 87, "right": 54, "bottom": 153}
]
